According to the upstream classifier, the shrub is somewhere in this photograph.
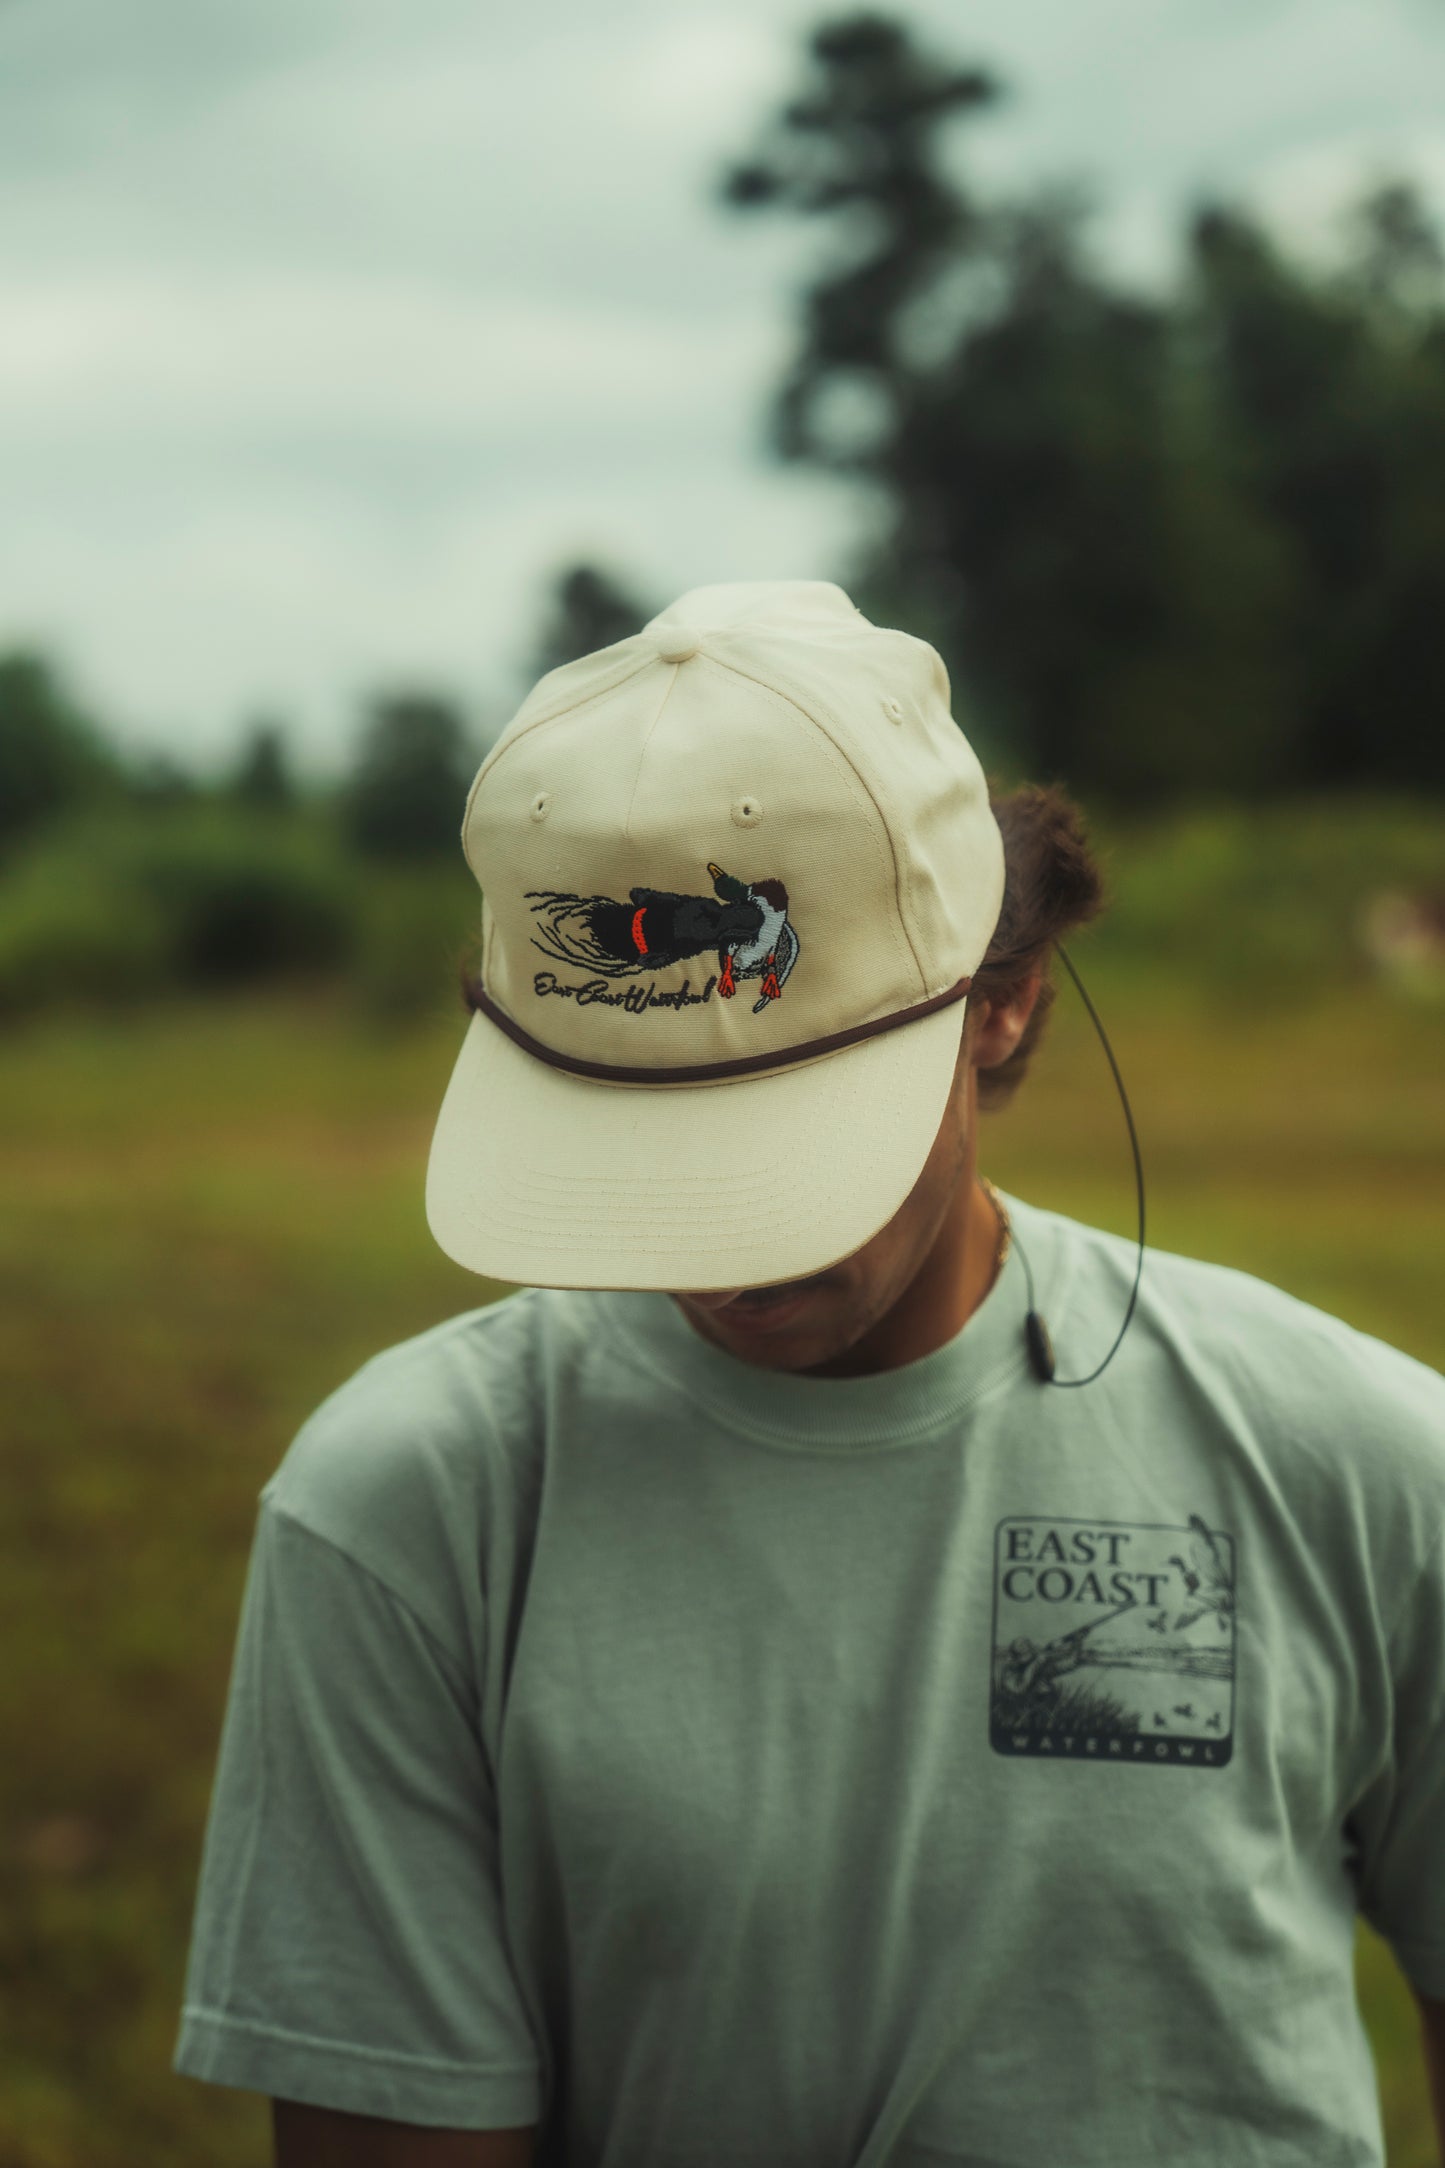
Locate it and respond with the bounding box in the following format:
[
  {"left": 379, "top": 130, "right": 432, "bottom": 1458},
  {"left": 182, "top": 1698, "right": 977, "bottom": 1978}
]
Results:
[
  {"left": 132, "top": 815, "right": 357, "bottom": 985},
  {"left": 0, "top": 811, "right": 359, "bottom": 1016},
  {"left": 1087, "top": 795, "right": 1445, "bottom": 1004},
  {"left": 350, "top": 862, "right": 479, "bottom": 1024}
]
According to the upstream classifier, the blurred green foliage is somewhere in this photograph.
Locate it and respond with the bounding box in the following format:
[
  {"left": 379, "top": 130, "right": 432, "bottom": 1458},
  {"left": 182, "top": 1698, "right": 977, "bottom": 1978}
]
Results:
[
  {"left": 0, "top": 652, "right": 121, "bottom": 855},
  {"left": 1089, "top": 796, "right": 1445, "bottom": 1006},
  {"left": 0, "top": 809, "right": 361, "bottom": 1015},
  {"left": 0, "top": 650, "right": 485, "bottom": 1022},
  {"left": 528, "top": 561, "right": 654, "bottom": 682},
  {"left": 228, "top": 721, "right": 295, "bottom": 813},
  {"left": 1, "top": 784, "right": 1438, "bottom": 1025},
  {"left": 343, "top": 693, "right": 479, "bottom": 861},
  {"left": 723, "top": 13, "right": 1445, "bottom": 805}
]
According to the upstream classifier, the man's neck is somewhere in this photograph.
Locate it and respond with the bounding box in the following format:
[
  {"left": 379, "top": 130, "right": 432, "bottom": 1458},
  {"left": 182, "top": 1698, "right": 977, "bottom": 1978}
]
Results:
[{"left": 802, "top": 1174, "right": 1005, "bottom": 1379}]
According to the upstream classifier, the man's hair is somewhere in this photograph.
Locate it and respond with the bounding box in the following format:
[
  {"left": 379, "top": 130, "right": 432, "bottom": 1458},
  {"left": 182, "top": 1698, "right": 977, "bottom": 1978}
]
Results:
[{"left": 970, "top": 783, "right": 1107, "bottom": 1111}]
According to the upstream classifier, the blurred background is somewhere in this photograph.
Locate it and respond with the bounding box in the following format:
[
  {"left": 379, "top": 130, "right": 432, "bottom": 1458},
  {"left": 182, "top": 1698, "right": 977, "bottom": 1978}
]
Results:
[{"left": 3, "top": 2, "right": 1444, "bottom": 2162}]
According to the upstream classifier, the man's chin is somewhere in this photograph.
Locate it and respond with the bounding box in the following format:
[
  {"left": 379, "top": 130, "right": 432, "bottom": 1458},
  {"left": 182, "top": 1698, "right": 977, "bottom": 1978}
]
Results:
[{"left": 670, "top": 1287, "right": 849, "bottom": 1372}]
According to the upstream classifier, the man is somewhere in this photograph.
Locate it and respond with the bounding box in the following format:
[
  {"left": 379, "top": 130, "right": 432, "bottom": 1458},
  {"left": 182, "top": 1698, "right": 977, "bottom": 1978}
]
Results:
[{"left": 174, "top": 582, "right": 1445, "bottom": 2167}]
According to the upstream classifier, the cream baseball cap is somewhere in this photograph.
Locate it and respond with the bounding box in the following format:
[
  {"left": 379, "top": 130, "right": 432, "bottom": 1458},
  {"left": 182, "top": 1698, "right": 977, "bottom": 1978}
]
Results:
[{"left": 426, "top": 579, "right": 1004, "bottom": 1291}]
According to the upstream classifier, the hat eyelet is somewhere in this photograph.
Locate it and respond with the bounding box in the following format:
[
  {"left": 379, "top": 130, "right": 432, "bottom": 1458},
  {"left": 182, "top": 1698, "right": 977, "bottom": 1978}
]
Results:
[
  {"left": 883, "top": 697, "right": 905, "bottom": 724},
  {"left": 530, "top": 791, "right": 553, "bottom": 822},
  {"left": 731, "top": 795, "right": 763, "bottom": 828}
]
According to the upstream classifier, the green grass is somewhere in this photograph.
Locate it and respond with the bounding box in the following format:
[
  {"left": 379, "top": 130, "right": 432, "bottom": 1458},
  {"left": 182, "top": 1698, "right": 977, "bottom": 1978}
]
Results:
[
  {"left": 0, "top": 977, "right": 1441, "bottom": 2166},
  {"left": 1089, "top": 793, "right": 1445, "bottom": 1005}
]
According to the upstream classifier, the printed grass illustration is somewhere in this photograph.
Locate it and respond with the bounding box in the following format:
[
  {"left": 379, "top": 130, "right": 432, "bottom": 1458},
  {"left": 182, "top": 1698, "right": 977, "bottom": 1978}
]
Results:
[{"left": 991, "top": 1674, "right": 1140, "bottom": 1739}]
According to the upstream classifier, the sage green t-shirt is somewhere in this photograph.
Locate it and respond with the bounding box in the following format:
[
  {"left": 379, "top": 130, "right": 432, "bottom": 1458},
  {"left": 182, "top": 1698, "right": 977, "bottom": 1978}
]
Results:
[{"left": 173, "top": 1192, "right": 1445, "bottom": 2167}]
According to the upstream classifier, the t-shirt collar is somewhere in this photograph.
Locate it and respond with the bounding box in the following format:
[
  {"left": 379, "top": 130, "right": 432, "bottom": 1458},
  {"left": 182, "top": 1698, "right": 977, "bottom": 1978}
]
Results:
[{"left": 593, "top": 1189, "right": 1068, "bottom": 1452}]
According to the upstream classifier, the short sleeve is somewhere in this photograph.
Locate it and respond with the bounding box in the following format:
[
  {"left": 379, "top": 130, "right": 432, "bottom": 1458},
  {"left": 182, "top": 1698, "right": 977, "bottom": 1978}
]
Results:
[
  {"left": 172, "top": 1501, "right": 543, "bottom": 2127},
  {"left": 1347, "top": 1527, "right": 1445, "bottom": 1998}
]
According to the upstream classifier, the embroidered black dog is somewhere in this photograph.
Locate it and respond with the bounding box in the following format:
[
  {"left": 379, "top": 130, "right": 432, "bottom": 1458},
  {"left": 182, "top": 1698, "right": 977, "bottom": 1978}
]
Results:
[{"left": 526, "top": 863, "right": 800, "bottom": 1013}]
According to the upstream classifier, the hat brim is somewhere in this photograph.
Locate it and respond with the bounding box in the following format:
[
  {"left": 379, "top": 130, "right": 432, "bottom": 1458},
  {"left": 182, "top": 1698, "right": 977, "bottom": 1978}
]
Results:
[{"left": 425, "top": 995, "right": 970, "bottom": 1293}]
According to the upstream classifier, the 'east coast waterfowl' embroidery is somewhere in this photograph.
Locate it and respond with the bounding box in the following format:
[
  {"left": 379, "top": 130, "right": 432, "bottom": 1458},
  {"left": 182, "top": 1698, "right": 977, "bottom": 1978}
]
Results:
[{"left": 526, "top": 862, "right": 799, "bottom": 1015}]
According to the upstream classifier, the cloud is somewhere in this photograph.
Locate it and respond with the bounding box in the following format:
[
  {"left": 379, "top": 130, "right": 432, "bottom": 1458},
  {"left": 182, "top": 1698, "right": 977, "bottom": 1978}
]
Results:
[
  {"left": 0, "top": 267, "right": 781, "bottom": 454},
  {"left": 0, "top": 0, "right": 1442, "bottom": 764},
  {"left": 0, "top": 446, "right": 865, "bottom": 773}
]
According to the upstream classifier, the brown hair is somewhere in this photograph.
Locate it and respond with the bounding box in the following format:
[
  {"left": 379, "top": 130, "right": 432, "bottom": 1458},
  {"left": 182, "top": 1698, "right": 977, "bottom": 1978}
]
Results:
[
  {"left": 459, "top": 779, "right": 1106, "bottom": 1106},
  {"left": 968, "top": 782, "right": 1108, "bottom": 1110}
]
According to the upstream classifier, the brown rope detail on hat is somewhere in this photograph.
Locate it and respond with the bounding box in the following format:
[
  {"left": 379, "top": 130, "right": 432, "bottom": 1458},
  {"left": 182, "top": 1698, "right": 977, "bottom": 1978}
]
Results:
[{"left": 465, "top": 974, "right": 973, "bottom": 1086}]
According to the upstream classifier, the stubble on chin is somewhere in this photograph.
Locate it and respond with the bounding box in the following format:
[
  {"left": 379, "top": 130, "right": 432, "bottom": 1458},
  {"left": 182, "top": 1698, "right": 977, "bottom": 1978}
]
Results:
[{"left": 674, "top": 1297, "right": 840, "bottom": 1374}]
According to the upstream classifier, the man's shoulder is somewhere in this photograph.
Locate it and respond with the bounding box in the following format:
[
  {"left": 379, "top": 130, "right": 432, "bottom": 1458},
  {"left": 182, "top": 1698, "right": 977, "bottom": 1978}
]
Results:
[
  {"left": 1146, "top": 1232, "right": 1437, "bottom": 1400},
  {"left": 260, "top": 1287, "right": 595, "bottom": 1562},
  {"left": 1012, "top": 1193, "right": 1444, "bottom": 1434}
]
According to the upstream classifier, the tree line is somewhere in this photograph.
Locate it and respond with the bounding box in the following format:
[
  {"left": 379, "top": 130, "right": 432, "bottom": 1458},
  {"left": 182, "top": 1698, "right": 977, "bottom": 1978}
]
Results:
[
  {"left": 720, "top": 12, "right": 1445, "bottom": 803},
  {"left": 2, "top": 11, "right": 1442, "bottom": 1015},
  {"left": 0, "top": 559, "right": 655, "bottom": 867},
  {"left": 0, "top": 566, "right": 656, "bottom": 1016},
  {"left": 6, "top": 9, "right": 1443, "bottom": 868}
]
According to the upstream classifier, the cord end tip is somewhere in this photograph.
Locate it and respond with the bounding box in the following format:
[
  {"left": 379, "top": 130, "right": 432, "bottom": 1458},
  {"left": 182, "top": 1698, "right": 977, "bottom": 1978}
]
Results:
[{"left": 1025, "top": 1310, "right": 1056, "bottom": 1383}]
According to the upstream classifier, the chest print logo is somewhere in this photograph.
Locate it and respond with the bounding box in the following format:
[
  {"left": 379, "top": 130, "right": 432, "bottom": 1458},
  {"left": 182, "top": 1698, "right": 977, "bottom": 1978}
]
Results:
[
  {"left": 990, "top": 1513, "right": 1238, "bottom": 1766},
  {"left": 526, "top": 862, "right": 800, "bottom": 1016}
]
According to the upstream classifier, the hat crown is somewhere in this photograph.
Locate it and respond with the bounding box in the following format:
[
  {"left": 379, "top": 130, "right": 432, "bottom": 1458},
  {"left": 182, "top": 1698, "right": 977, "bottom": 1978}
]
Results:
[{"left": 464, "top": 581, "right": 1003, "bottom": 1080}]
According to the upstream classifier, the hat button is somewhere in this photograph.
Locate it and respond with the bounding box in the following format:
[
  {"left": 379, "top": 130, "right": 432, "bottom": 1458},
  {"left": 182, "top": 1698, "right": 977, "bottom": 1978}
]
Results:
[{"left": 653, "top": 625, "right": 700, "bottom": 664}]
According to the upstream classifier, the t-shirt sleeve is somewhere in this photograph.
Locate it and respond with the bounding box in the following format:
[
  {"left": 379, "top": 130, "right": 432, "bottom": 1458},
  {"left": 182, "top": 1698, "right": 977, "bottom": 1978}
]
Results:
[
  {"left": 1347, "top": 1525, "right": 1445, "bottom": 1998},
  {"left": 172, "top": 1499, "right": 543, "bottom": 2127}
]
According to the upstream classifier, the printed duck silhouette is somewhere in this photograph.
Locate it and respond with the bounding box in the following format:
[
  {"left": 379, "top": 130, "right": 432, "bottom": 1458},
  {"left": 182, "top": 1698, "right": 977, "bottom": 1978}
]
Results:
[
  {"left": 527, "top": 862, "right": 800, "bottom": 1014},
  {"left": 1168, "top": 1514, "right": 1235, "bottom": 1633}
]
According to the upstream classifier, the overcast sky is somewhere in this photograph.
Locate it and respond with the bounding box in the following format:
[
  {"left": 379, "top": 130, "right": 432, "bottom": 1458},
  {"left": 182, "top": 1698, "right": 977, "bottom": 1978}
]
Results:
[{"left": 4, "top": 0, "right": 1444, "bottom": 774}]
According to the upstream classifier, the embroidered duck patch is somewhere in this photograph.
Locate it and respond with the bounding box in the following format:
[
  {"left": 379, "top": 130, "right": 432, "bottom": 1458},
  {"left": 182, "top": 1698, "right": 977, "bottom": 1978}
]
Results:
[{"left": 526, "top": 862, "right": 799, "bottom": 1014}]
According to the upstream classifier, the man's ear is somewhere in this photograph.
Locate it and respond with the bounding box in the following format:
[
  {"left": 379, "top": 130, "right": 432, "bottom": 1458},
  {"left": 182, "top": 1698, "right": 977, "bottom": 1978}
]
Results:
[{"left": 968, "top": 971, "right": 1044, "bottom": 1071}]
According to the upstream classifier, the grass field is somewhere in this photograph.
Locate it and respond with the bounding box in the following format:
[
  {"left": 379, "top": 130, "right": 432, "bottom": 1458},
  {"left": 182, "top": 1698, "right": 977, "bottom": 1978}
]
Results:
[{"left": 1, "top": 970, "right": 1441, "bottom": 2167}]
